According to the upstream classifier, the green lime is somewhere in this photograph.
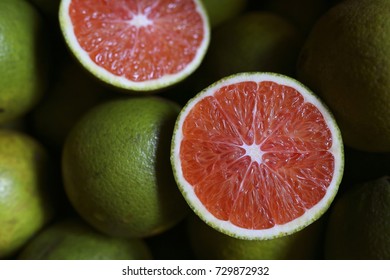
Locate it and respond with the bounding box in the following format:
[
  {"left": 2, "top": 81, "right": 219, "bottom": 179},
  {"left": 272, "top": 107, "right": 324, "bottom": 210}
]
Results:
[
  {"left": 0, "top": 0, "right": 49, "bottom": 124},
  {"left": 325, "top": 176, "right": 390, "bottom": 259},
  {"left": 0, "top": 130, "right": 55, "bottom": 258},
  {"left": 200, "top": 0, "right": 247, "bottom": 27},
  {"left": 31, "top": 58, "right": 110, "bottom": 150},
  {"left": 264, "top": 0, "right": 330, "bottom": 35},
  {"left": 203, "top": 11, "right": 303, "bottom": 82},
  {"left": 19, "top": 218, "right": 152, "bottom": 260},
  {"left": 62, "top": 97, "right": 189, "bottom": 238},
  {"left": 188, "top": 215, "right": 325, "bottom": 259}
]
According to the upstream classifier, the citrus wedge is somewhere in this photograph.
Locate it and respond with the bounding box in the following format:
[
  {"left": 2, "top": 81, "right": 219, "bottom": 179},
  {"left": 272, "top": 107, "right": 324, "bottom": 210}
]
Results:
[
  {"left": 59, "top": 0, "right": 210, "bottom": 92},
  {"left": 171, "top": 72, "right": 344, "bottom": 240}
]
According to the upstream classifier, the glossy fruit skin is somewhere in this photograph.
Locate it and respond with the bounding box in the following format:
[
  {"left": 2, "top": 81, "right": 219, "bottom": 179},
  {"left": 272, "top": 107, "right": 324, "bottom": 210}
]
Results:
[
  {"left": 325, "top": 177, "right": 390, "bottom": 259},
  {"left": 18, "top": 218, "right": 152, "bottom": 260},
  {"left": 62, "top": 97, "right": 189, "bottom": 238},
  {"left": 0, "top": 0, "right": 48, "bottom": 124},
  {"left": 297, "top": 0, "right": 390, "bottom": 152},
  {"left": 0, "top": 130, "right": 55, "bottom": 259}
]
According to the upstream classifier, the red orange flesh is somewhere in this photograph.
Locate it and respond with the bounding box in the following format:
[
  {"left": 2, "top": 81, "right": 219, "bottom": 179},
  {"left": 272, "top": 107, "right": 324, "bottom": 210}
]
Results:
[
  {"left": 68, "top": 0, "right": 206, "bottom": 82},
  {"left": 180, "top": 81, "right": 335, "bottom": 230}
]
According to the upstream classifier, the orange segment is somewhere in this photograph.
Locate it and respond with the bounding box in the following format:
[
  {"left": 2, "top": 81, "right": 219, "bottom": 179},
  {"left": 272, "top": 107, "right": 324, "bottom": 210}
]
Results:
[
  {"left": 180, "top": 139, "right": 245, "bottom": 186},
  {"left": 182, "top": 96, "right": 243, "bottom": 146}
]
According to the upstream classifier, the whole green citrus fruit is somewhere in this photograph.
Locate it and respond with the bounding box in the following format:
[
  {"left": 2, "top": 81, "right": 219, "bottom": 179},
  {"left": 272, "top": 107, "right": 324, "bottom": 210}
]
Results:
[
  {"left": 62, "top": 97, "right": 189, "bottom": 238},
  {"left": 19, "top": 218, "right": 152, "bottom": 260},
  {"left": 325, "top": 176, "right": 390, "bottom": 259},
  {"left": 264, "top": 0, "right": 330, "bottom": 35},
  {"left": 188, "top": 215, "right": 325, "bottom": 260},
  {"left": 0, "top": 130, "right": 55, "bottom": 259},
  {"left": 203, "top": 12, "right": 303, "bottom": 82},
  {"left": 0, "top": 0, "right": 48, "bottom": 125},
  {"left": 297, "top": 0, "right": 390, "bottom": 152},
  {"left": 200, "top": 0, "right": 247, "bottom": 27},
  {"left": 31, "top": 58, "right": 110, "bottom": 150}
]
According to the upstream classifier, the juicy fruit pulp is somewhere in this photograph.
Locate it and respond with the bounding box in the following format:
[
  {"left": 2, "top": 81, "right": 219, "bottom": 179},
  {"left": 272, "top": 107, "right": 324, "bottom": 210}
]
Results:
[
  {"left": 172, "top": 73, "right": 343, "bottom": 240},
  {"left": 60, "top": 0, "right": 210, "bottom": 91}
]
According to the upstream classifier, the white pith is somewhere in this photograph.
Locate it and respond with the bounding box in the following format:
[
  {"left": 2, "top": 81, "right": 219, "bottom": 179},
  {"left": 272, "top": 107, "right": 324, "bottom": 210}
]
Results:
[
  {"left": 59, "top": 0, "right": 210, "bottom": 92},
  {"left": 242, "top": 143, "right": 264, "bottom": 163},
  {"left": 171, "top": 72, "right": 344, "bottom": 240}
]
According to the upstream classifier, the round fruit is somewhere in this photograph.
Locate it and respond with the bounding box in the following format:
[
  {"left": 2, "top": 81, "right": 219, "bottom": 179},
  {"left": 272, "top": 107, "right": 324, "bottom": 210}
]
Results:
[
  {"left": 0, "top": 0, "right": 48, "bottom": 124},
  {"left": 171, "top": 72, "right": 344, "bottom": 240},
  {"left": 203, "top": 12, "right": 303, "bottom": 82},
  {"left": 200, "top": 0, "right": 247, "bottom": 27},
  {"left": 59, "top": 0, "right": 210, "bottom": 92},
  {"left": 19, "top": 218, "right": 152, "bottom": 260},
  {"left": 189, "top": 215, "right": 325, "bottom": 259},
  {"left": 325, "top": 176, "right": 390, "bottom": 259},
  {"left": 264, "top": 0, "right": 330, "bottom": 35},
  {"left": 62, "top": 97, "right": 189, "bottom": 238},
  {"left": 297, "top": 0, "right": 390, "bottom": 152},
  {"left": 31, "top": 58, "right": 110, "bottom": 149},
  {"left": 0, "top": 130, "right": 55, "bottom": 258}
]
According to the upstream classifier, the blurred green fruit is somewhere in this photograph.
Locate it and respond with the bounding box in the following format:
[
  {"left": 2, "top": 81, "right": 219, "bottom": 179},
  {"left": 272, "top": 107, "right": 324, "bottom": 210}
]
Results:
[
  {"left": 325, "top": 176, "right": 390, "bottom": 259},
  {"left": 0, "top": 0, "right": 49, "bottom": 124},
  {"left": 204, "top": 12, "right": 303, "bottom": 82},
  {"left": 201, "top": 0, "right": 247, "bottom": 27},
  {"left": 188, "top": 215, "right": 325, "bottom": 259},
  {"left": 19, "top": 218, "right": 152, "bottom": 260},
  {"left": 297, "top": 0, "right": 390, "bottom": 152},
  {"left": 0, "top": 130, "right": 55, "bottom": 258}
]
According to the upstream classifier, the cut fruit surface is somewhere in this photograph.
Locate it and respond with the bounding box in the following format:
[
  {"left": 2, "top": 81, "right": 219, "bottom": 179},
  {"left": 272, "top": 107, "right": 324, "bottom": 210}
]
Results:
[
  {"left": 59, "top": 0, "right": 210, "bottom": 91},
  {"left": 171, "top": 72, "right": 344, "bottom": 240}
]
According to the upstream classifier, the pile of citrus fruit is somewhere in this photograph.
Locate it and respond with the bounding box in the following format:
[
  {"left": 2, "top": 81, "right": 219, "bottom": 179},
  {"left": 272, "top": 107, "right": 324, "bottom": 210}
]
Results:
[{"left": 0, "top": 0, "right": 389, "bottom": 260}]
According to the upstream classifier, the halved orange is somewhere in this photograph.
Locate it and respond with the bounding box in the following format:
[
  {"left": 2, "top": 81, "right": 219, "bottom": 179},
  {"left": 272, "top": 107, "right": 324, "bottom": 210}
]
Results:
[
  {"left": 59, "top": 0, "right": 210, "bottom": 92},
  {"left": 171, "top": 72, "right": 344, "bottom": 240}
]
